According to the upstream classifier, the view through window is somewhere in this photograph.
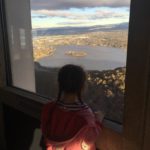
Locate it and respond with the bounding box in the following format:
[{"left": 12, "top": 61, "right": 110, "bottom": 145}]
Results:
[{"left": 5, "top": 0, "right": 130, "bottom": 124}]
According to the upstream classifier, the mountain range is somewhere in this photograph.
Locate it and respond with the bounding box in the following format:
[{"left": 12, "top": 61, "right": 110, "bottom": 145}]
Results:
[{"left": 32, "top": 22, "right": 128, "bottom": 37}]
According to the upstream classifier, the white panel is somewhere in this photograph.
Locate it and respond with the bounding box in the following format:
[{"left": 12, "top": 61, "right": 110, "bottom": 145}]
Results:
[{"left": 5, "top": 0, "right": 35, "bottom": 92}]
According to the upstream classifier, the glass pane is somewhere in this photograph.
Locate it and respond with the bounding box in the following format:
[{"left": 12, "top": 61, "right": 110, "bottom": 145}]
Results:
[
  {"left": 5, "top": 0, "right": 36, "bottom": 92},
  {"left": 5, "top": 0, "right": 131, "bottom": 124}
]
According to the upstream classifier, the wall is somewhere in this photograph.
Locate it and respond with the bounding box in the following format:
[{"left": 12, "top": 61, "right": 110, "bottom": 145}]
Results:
[{"left": 3, "top": 105, "right": 41, "bottom": 150}]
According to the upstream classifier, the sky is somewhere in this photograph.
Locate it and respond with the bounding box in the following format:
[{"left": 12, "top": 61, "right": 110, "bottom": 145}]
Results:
[{"left": 30, "top": 0, "right": 130, "bottom": 29}]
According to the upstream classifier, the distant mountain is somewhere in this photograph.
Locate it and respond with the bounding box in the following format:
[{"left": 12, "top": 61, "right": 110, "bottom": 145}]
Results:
[{"left": 32, "top": 22, "right": 128, "bottom": 37}]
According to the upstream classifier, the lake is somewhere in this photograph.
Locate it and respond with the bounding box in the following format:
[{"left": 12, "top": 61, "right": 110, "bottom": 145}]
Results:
[{"left": 38, "top": 45, "right": 127, "bottom": 71}]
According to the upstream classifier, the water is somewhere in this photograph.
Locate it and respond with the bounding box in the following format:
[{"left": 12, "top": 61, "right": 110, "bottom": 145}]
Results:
[{"left": 38, "top": 45, "right": 126, "bottom": 71}]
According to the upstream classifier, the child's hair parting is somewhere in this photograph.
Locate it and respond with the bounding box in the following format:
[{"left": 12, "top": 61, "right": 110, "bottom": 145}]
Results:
[{"left": 57, "top": 64, "right": 86, "bottom": 104}]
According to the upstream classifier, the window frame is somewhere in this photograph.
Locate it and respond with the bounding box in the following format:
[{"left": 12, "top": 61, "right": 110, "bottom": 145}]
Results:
[{"left": 0, "top": 0, "right": 124, "bottom": 132}]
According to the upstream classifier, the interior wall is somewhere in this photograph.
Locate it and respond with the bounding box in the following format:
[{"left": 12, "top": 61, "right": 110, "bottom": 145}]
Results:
[
  {"left": 0, "top": 102, "right": 6, "bottom": 150},
  {"left": 143, "top": 85, "right": 150, "bottom": 150},
  {"left": 123, "top": 0, "right": 150, "bottom": 149},
  {"left": 0, "top": 27, "right": 6, "bottom": 149},
  {"left": 0, "top": 22, "right": 6, "bottom": 87},
  {"left": 97, "top": 127, "right": 123, "bottom": 150},
  {"left": 3, "top": 105, "right": 41, "bottom": 150},
  {"left": 0, "top": 62, "right": 3, "bottom": 86}
]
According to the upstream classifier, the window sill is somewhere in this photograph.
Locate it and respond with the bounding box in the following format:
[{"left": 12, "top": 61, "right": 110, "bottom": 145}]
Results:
[{"left": 0, "top": 86, "right": 123, "bottom": 133}]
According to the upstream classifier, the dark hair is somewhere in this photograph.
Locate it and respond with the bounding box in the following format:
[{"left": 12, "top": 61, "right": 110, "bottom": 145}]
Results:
[{"left": 57, "top": 64, "right": 86, "bottom": 103}]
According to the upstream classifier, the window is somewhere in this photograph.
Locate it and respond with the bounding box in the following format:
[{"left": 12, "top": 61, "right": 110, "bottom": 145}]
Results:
[{"left": 4, "top": 0, "right": 131, "bottom": 124}]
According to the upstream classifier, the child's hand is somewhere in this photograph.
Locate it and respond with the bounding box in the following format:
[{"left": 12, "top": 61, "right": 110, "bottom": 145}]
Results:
[{"left": 94, "top": 111, "right": 105, "bottom": 122}]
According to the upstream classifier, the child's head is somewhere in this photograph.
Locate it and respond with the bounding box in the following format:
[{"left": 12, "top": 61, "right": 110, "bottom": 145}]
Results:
[{"left": 57, "top": 64, "right": 86, "bottom": 102}]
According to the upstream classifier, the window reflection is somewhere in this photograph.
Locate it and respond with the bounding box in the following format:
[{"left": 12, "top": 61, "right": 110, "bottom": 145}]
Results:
[{"left": 5, "top": 0, "right": 36, "bottom": 92}]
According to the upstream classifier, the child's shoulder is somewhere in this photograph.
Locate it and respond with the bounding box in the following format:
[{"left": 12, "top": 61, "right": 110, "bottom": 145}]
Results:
[
  {"left": 42, "top": 100, "right": 56, "bottom": 114},
  {"left": 76, "top": 106, "right": 96, "bottom": 123},
  {"left": 43, "top": 100, "right": 55, "bottom": 107}
]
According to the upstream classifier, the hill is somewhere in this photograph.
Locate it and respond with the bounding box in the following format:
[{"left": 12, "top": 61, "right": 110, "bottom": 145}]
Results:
[{"left": 32, "top": 22, "right": 128, "bottom": 37}]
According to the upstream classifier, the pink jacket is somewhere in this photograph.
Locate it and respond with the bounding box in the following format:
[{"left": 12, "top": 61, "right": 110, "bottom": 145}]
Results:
[{"left": 41, "top": 101, "right": 102, "bottom": 150}]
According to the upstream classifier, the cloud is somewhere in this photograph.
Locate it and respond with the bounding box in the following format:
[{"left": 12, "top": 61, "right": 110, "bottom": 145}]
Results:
[
  {"left": 31, "top": 0, "right": 130, "bottom": 10},
  {"left": 32, "top": 10, "right": 72, "bottom": 18},
  {"left": 92, "top": 10, "right": 129, "bottom": 19},
  {"left": 32, "top": 10, "right": 92, "bottom": 20},
  {"left": 58, "top": 21, "right": 87, "bottom": 25},
  {"left": 32, "top": 9, "right": 129, "bottom": 21},
  {"left": 32, "top": 15, "right": 49, "bottom": 19}
]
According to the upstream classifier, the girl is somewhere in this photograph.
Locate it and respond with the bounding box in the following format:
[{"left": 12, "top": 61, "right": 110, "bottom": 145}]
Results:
[{"left": 41, "top": 64, "right": 102, "bottom": 150}]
